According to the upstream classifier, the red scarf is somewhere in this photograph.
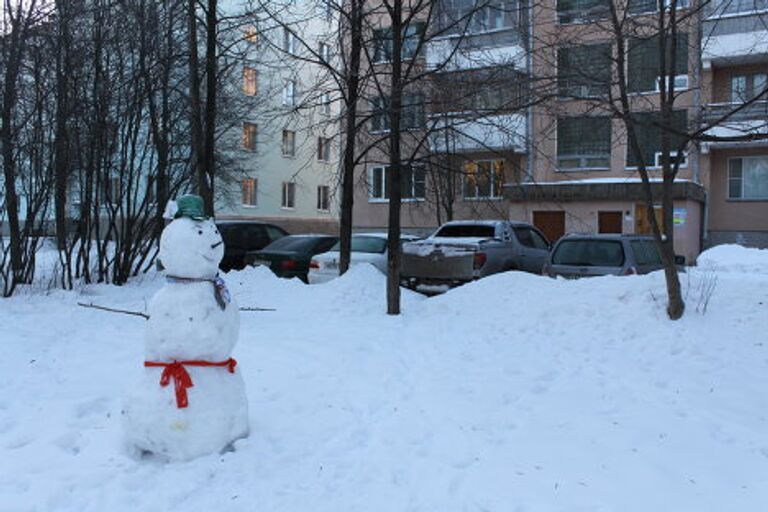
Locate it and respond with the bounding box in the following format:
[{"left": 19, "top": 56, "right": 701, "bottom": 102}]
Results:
[{"left": 144, "top": 358, "right": 237, "bottom": 408}]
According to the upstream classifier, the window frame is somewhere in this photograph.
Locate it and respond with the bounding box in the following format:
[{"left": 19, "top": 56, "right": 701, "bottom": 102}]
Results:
[
  {"left": 242, "top": 122, "right": 258, "bottom": 151},
  {"left": 368, "top": 165, "right": 426, "bottom": 202},
  {"left": 727, "top": 156, "right": 768, "bottom": 200},
  {"left": 281, "top": 129, "right": 296, "bottom": 157},
  {"left": 243, "top": 67, "right": 258, "bottom": 96},
  {"left": 316, "top": 185, "right": 330, "bottom": 211},
  {"left": 281, "top": 181, "right": 296, "bottom": 209},
  {"left": 283, "top": 28, "right": 296, "bottom": 55},
  {"left": 556, "top": 116, "right": 612, "bottom": 171},
  {"left": 317, "top": 137, "right": 331, "bottom": 162},
  {"left": 463, "top": 159, "right": 505, "bottom": 200},
  {"left": 241, "top": 178, "right": 258, "bottom": 207},
  {"left": 282, "top": 79, "right": 296, "bottom": 106}
]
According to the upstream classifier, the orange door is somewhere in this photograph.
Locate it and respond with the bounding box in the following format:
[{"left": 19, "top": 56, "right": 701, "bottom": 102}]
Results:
[
  {"left": 598, "top": 211, "right": 623, "bottom": 233},
  {"left": 533, "top": 211, "right": 565, "bottom": 242}
]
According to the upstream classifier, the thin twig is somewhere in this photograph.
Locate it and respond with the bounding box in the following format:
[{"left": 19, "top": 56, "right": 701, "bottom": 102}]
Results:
[
  {"left": 77, "top": 302, "right": 150, "bottom": 319},
  {"left": 77, "top": 302, "right": 276, "bottom": 318}
]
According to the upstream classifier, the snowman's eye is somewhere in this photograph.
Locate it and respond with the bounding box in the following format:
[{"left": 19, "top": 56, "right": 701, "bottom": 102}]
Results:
[{"left": 198, "top": 230, "right": 203, "bottom": 235}]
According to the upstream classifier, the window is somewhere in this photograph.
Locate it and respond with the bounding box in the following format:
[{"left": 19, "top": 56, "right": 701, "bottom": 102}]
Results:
[
  {"left": 317, "top": 185, "right": 330, "bottom": 211},
  {"left": 281, "top": 181, "right": 296, "bottom": 208},
  {"left": 438, "top": 0, "right": 520, "bottom": 35},
  {"left": 728, "top": 156, "right": 768, "bottom": 200},
  {"left": 628, "top": 0, "right": 690, "bottom": 15},
  {"left": 104, "top": 176, "right": 121, "bottom": 203},
  {"left": 708, "top": 0, "right": 763, "bottom": 16},
  {"left": 371, "top": 23, "right": 424, "bottom": 63},
  {"left": 630, "top": 240, "right": 662, "bottom": 266},
  {"left": 370, "top": 96, "right": 390, "bottom": 132},
  {"left": 282, "top": 130, "right": 295, "bottom": 157},
  {"left": 513, "top": 227, "right": 550, "bottom": 250},
  {"left": 557, "top": 0, "right": 610, "bottom": 24},
  {"left": 557, "top": 117, "right": 611, "bottom": 170},
  {"left": 558, "top": 43, "right": 611, "bottom": 98},
  {"left": 551, "top": 239, "right": 626, "bottom": 267},
  {"left": 243, "top": 67, "right": 258, "bottom": 95},
  {"left": 242, "top": 122, "right": 258, "bottom": 151},
  {"left": 244, "top": 26, "right": 258, "bottom": 44},
  {"left": 321, "top": 92, "right": 332, "bottom": 115},
  {"left": 282, "top": 79, "right": 296, "bottom": 106},
  {"left": 283, "top": 28, "right": 296, "bottom": 55},
  {"left": 369, "top": 165, "right": 426, "bottom": 200},
  {"left": 731, "top": 73, "right": 768, "bottom": 103},
  {"left": 369, "top": 94, "right": 424, "bottom": 132},
  {"left": 626, "top": 111, "right": 688, "bottom": 168},
  {"left": 241, "top": 178, "right": 257, "bottom": 206},
  {"left": 317, "top": 137, "right": 331, "bottom": 161},
  {"left": 319, "top": 42, "right": 330, "bottom": 62},
  {"left": 463, "top": 160, "right": 504, "bottom": 199},
  {"left": 628, "top": 34, "right": 688, "bottom": 93}
]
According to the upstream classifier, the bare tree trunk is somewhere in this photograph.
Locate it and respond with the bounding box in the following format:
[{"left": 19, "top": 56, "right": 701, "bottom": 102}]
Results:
[
  {"left": 202, "top": 0, "right": 217, "bottom": 216},
  {"left": 339, "top": 0, "right": 363, "bottom": 275},
  {"left": 386, "top": 0, "right": 404, "bottom": 315},
  {"left": 53, "top": 0, "right": 70, "bottom": 255},
  {"left": 187, "top": 0, "right": 209, "bottom": 205}
]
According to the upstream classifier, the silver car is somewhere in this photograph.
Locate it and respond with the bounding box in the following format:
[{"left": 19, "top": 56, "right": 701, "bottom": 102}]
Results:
[{"left": 543, "top": 234, "right": 674, "bottom": 278}]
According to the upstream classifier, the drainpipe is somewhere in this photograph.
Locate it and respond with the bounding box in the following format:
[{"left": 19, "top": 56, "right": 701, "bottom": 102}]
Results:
[{"left": 525, "top": 0, "right": 533, "bottom": 186}]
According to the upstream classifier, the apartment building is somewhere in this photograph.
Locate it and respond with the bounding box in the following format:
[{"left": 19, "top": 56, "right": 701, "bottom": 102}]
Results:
[
  {"left": 215, "top": 3, "right": 340, "bottom": 234},
  {"left": 700, "top": 0, "right": 768, "bottom": 247},
  {"left": 352, "top": 0, "right": 767, "bottom": 262}
]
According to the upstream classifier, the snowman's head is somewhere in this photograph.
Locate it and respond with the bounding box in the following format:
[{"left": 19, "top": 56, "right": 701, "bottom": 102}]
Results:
[{"left": 159, "top": 217, "right": 224, "bottom": 279}]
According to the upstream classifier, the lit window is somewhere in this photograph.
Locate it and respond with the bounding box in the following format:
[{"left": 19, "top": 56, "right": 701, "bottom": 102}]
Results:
[
  {"left": 463, "top": 160, "right": 504, "bottom": 199},
  {"left": 244, "top": 27, "right": 258, "bottom": 44},
  {"left": 242, "top": 122, "right": 257, "bottom": 151},
  {"left": 242, "top": 178, "right": 257, "bottom": 206},
  {"left": 243, "top": 67, "right": 258, "bottom": 95}
]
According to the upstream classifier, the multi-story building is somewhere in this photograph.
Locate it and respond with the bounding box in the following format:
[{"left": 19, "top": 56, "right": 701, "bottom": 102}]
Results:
[
  {"left": 700, "top": 0, "right": 768, "bottom": 247},
  {"left": 352, "top": 0, "right": 768, "bottom": 262},
  {"left": 215, "top": 3, "right": 340, "bottom": 234}
]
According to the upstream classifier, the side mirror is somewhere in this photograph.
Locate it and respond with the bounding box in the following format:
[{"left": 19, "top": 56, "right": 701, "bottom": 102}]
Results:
[{"left": 674, "top": 255, "right": 686, "bottom": 266}]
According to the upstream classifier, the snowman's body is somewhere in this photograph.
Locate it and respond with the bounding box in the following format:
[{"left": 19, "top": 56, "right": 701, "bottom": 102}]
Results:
[{"left": 124, "top": 217, "right": 249, "bottom": 461}]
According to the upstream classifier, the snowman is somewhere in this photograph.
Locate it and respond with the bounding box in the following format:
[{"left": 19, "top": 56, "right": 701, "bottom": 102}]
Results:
[{"left": 123, "top": 194, "right": 249, "bottom": 461}]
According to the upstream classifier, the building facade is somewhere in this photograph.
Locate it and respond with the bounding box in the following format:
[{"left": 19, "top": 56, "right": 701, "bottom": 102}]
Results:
[
  {"left": 215, "top": 2, "right": 340, "bottom": 234},
  {"left": 352, "top": 0, "right": 768, "bottom": 262}
]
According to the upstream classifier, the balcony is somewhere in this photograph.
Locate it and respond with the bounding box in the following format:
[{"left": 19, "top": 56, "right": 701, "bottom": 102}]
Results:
[
  {"left": 428, "top": 112, "right": 527, "bottom": 154},
  {"left": 701, "top": 101, "right": 768, "bottom": 150},
  {"left": 702, "top": 5, "right": 768, "bottom": 68}
]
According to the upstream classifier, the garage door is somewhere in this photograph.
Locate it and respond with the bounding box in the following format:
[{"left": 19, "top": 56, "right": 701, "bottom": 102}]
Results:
[{"left": 533, "top": 211, "right": 565, "bottom": 243}]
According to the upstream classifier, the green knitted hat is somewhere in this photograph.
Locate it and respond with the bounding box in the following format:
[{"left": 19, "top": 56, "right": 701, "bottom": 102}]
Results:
[{"left": 173, "top": 194, "right": 206, "bottom": 220}]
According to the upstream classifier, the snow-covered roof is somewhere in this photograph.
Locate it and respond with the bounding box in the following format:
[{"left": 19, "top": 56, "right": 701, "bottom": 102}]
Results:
[{"left": 527, "top": 177, "right": 696, "bottom": 186}]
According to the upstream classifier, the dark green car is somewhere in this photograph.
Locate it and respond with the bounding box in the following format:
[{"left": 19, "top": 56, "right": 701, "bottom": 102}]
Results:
[{"left": 246, "top": 235, "right": 339, "bottom": 283}]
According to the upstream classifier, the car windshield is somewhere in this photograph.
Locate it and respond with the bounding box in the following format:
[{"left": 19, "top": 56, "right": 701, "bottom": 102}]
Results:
[
  {"left": 263, "top": 236, "right": 325, "bottom": 252},
  {"left": 329, "top": 236, "right": 388, "bottom": 254},
  {"left": 552, "top": 240, "right": 625, "bottom": 267},
  {"left": 434, "top": 225, "right": 495, "bottom": 238}
]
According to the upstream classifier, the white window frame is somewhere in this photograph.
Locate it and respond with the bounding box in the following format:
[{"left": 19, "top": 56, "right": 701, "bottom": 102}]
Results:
[
  {"left": 368, "top": 165, "right": 426, "bottom": 202},
  {"left": 282, "top": 79, "right": 296, "bottom": 106},
  {"left": 654, "top": 150, "right": 688, "bottom": 169},
  {"left": 321, "top": 91, "right": 332, "bottom": 115},
  {"left": 317, "top": 137, "right": 331, "bottom": 162},
  {"left": 282, "top": 129, "right": 296, "bottom": 157},
  {"left": 281, "top": 181, "right": 296, "bottom": 209},
  {"left": 283, "top": 28, "right": 296, "bottom": 55},
  {"left": 655, "top": 74, "right": 689, "bottom": 92},
  {"left": 728, "top": 156, "right": 768, "bottom": 200},
  {"left": 316, "top": 185, "right": 330, "bottom": 211},
  {"left": 319, "top": 41, "right": 330, "bottom": 62}
]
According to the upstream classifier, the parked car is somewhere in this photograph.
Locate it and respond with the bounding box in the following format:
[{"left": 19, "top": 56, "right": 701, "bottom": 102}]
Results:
[
  {"left": 542, "top": 234, "right": 678, "bottom": 278},
  {"left": 308, "top": 233, "right": 421, "bottom": 284},
  {"left": 400, "top": 220, "right": 551, "bottom": 293},
  {"left": 246, "top": 234, "right": 339, "bottom": 283},
  {"left": 217, "top": 221, "right": 289, "bottom": 272}
]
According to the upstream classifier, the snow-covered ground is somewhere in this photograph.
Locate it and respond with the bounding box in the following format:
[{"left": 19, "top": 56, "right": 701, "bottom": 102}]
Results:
[{"left": 1, "top": 245, "right": 768, "bottom": 512}]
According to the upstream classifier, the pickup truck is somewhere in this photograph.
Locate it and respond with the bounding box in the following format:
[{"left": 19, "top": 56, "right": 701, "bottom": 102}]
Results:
[{"left": 400, "top": 220, "right": 551, "bottom": 292}]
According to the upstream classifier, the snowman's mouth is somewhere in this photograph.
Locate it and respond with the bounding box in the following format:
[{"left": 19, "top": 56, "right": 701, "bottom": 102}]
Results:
[{"left": 201, "top": 253, "right": 215, "bottom": 262}]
